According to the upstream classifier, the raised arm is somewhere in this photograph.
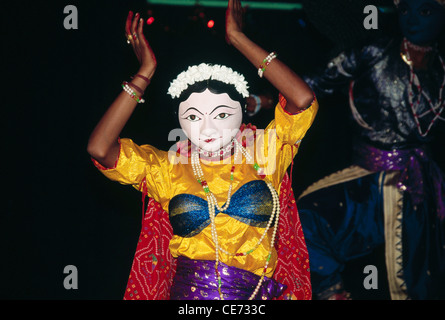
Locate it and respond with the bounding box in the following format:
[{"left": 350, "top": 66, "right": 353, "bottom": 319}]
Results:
[
  {"left": 225, "top": 0, "right": 314, "bottom": 113},
  {"left": 87, "top": 11, "right": 157, "bottom": 168}
]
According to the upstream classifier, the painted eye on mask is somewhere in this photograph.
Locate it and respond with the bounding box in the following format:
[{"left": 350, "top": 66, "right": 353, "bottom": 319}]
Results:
[
  {"left": 185, "top": 114, "right": 201, "bottom": 122},
  {"left": 214, "top": 112, "right": 232, "bottom": 120}
]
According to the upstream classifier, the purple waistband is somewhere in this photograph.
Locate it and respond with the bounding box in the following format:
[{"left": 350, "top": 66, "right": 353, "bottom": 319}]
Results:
[
  {"left": 170, "top": 256, "right": 287, "bottom": 300},
  {"left": 354, "top": 143, "right": 445, "bottom": 218},
  {"left": 353, "top": 143, "right": 427, "bottom": 171}
]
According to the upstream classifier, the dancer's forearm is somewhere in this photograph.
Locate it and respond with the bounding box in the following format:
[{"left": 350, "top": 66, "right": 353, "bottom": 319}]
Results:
[
  {"left": 87, "top": 75, "right": 150, "bottom": 167},
  {"left": 88, "top": 12, "right": 156, "bottom": 168},
  {"left": 229, "top": 31, "right": 313, "bottom": 113}
]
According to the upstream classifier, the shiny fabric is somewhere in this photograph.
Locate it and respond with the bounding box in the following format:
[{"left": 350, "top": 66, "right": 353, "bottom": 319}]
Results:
[
  {"left": 122, "top": 172, "right": 313, "bottom": 300},
  {"left": 354, "top": 143, "right": 445, "bottom": 217},
  {"left": 170, "top": 256, "right": 286, "bottom": 300},
  {"left": 305, "top": 36, "right": 445, "bottom": 149},
  {"left": 94, "top": 97, "right": 318, "bottom": 299},
  {"left": 169, "top": 212, "right": 279, "bottom": 277},
  {"left": 299, "top": 37, "right": 445, "bottom": 299},
  {"left": 299, "top": 172, "right": 386, "bottom": 299},
  {"left": 94, "top": 98, "right": 318, "bottom": 210},
  {"left": 169, "top": 180, "right": 274, "bottom": 237},
  {"left": 299, "top": 165, "right": 445, "bottom": 299}
]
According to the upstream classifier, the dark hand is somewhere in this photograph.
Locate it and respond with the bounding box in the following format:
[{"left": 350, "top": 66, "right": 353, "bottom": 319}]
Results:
[
  {"left": 226, "top": 0, "right": 244, "bottom": 45},
  {"left": 125, "top": 11, "right": 157, "bottom": 78}
]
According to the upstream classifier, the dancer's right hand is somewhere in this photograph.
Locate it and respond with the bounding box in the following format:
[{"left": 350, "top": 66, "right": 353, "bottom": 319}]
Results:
[{"left": 125, "top": 11, "right": 157, "bottom": 79}]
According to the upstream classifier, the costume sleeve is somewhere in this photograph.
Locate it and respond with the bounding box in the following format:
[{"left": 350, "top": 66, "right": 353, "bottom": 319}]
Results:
[
  {"left": 91, "top": 138, "right": 171, "bottom": 204},
  {"left": 303, "top": 50, "right": 358, "bottom": 97},
  {"left": 258, "top": 94, "right": 318, "bottom": 188},
  {"left": 304, "top": 39, "right": 393, "bottom": 97}
]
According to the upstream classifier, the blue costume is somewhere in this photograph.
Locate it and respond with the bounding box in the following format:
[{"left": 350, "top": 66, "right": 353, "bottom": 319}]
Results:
[{"left": 297, "top": 35, "right": 445, "bottom": 299}]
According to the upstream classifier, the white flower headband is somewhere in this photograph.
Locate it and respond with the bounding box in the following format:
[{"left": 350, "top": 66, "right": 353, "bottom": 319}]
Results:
[{"left": 167, "top": 63, "right": 250, "bottom": 99}]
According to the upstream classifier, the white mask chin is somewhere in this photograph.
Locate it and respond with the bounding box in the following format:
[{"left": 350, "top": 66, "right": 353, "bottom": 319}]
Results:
[{"left": 178, "top": 89, "right": 243, "bottom": 153}]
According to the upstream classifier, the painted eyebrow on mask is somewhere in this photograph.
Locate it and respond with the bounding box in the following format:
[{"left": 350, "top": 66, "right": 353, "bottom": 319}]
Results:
[
  {"left": 210, "top": 105, "right": 238, "bottom": 115},
  {"left": 181, "top": 107, "right": 204, "bottom": 116}
]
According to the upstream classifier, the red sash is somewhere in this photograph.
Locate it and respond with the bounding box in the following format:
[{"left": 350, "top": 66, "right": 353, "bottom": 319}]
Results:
[{"left": 123, "top": 172, "right": 311, "bottom": 300}]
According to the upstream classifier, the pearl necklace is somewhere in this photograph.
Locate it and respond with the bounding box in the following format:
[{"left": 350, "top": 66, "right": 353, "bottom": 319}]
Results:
[
  {"left": 402, "top": 38, "right": 445, "bottom": 137},
  {"left": 190, "top": 139, "right": 281, "bottom": 300}
]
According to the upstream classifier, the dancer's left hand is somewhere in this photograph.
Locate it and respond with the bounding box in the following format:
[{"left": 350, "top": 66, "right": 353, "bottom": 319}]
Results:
[{"left": 226, "top": 0, "right": 244, "bottom": 44}]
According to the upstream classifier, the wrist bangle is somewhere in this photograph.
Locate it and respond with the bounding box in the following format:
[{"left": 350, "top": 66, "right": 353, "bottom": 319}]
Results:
[
  {"left": 258, "top": 51, "right": 277, "bottom": 78},
  {"left": 132, "top": 74, "right": 151, "bottom": 84}
]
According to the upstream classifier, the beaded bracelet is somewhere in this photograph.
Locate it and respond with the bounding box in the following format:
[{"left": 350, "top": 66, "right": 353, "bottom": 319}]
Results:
[
  {"left": 122, "top": 83, "right": 145, "bottom": 103},
  {"left": 258, "top": 51, "right": 277, "bottom": 78},
  {"left": 123, "top": 81, "right": 144, "bottom": 95}
]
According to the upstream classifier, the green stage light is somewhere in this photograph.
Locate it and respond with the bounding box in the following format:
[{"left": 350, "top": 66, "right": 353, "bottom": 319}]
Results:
[{"left": 146, "top": 0, "right": 303, "bottom": 11}]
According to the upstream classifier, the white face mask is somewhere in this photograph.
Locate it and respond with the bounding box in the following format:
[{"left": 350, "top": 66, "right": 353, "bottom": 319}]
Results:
[{"left": 178, "top": 89, "right": 243, "bottom": 152}]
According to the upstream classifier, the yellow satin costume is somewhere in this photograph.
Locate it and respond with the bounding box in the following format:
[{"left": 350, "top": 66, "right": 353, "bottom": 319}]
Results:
[{"left": 95, "top": 98, "right": 318, "bottom": 277}]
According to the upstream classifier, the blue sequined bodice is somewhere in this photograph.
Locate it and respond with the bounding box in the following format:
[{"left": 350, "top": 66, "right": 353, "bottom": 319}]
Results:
[{"left": 168, "top": 180, "right": 273, "bottom": 237}]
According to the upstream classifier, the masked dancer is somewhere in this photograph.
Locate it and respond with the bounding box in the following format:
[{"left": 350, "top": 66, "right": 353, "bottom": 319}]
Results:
[{"left": 88, "top": 0, "right": 317, "bottom": 300}]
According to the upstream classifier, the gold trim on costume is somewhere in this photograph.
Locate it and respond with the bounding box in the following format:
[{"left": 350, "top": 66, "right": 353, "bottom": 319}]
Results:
[
  {"left": 382, "top": 170, "right": 409, "bottom": 300},
  {"left": 298, "top": 165, "right": 410, "bottom": 299},
  {"left": 298, "top": 165, "right": 374, "bottom": 200}
]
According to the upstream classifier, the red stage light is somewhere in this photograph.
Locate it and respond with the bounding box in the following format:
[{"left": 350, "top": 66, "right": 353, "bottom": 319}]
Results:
[
  {"left": 207, "top": 20, "right": 214, "bottom": 28},
  {"left": 147, "top": 17, "right": 155, "bottom": 25}
]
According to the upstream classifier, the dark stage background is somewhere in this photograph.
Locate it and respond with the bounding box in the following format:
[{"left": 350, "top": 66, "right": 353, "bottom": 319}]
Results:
[{"left": 2, "top": 0, "right": 443, "bottom": 300}]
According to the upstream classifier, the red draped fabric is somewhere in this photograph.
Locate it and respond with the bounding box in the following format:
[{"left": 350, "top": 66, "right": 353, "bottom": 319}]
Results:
[{"left": 123, "top": 172, "right": 311, "bottom": 300}]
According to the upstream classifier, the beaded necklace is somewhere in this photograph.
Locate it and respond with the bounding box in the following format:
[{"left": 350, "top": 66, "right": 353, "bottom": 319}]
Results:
[
  {"left": 191, "top": 138, "right": 281, "bottom": 300},
  {"left": 197, "top": 140, "right": 235, "bottom": 159},
  {"left": 405, "top": 39, "right": 433, "bottom": 53},
  {"left": 401, "top": 38, "right": 445, "bottom": 137}
]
